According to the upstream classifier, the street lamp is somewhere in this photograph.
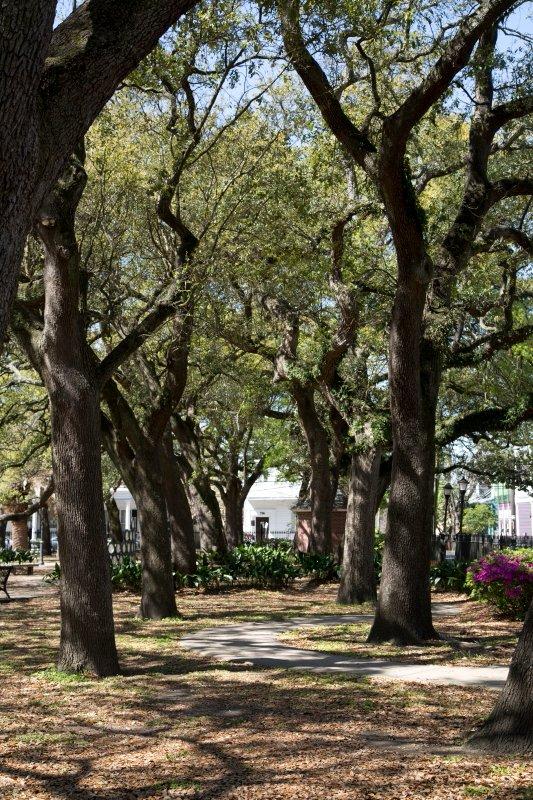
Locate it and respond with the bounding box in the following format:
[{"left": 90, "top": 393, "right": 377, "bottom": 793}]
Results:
[
  {"left": 458, "top": 475, "right": 469, "bottom": 535},
  {"left": 443, "top": 482, "right": 452, "bottom": 534},
  {"left": 440, "top": 482, "right": 453, "bottom": 563},
  {"left": 457, "top": 475, "right": 470, "bottom": 562}
]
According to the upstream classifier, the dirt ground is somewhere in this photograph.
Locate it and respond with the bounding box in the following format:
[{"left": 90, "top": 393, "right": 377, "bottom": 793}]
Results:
[{"left": 0, "top": 581, "right": 531, "bottom": 800}]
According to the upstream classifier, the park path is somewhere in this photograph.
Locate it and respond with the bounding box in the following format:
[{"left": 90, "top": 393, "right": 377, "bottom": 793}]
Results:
[{"left": 181, "top": 602, "right": 508, "bottom": 688}]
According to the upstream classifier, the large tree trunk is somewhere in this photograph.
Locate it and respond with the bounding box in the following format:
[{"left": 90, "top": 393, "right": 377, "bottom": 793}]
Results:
[
  {"left": 172, "top": 415, "right": 227, "bottom": 553},
  {"left": 368, "top": 285, "right": 439, "bottom": 644},
  {"left": 161, "top": 430, "right": 196, "bottom": 575},
  {"left": 105, "top": 495, "right": 124, "bottom": 545},
  {"left": 130, "top": 449, "right": 177, "bottom": 619},
  {"left": 0, "top": 2, "right": 55, "bottom": 344},
  {"left": 292, "top": 383, "right": 333, "bottom": 554},
  {"left": 11, "top": 517, "right": 30, "bottom": 551},
  {"left": 468, "top": 600, "right": 533, "bottom": 755},
  {"left": 223, "top": 477, "right": 244, "bottom": 550},
  {"left": 0, "top": 520, "right": 7, "bottom": 550},
  {"left": 41, "top": 503, "right": 52, "bottom": 557},
  {"left": 186, "top": 478, "right": 227, "bottom": 553},
  {"left": 338, "top": 448, "right": 381, "bottom": 605},
  {"left": 0, "top": 0, "right": 200, "bottom": 343},
  {"left": 101, "top": 385, "right": 178, "bottom": 619},
  {"left": 38, "top": 157, "right": 119, "bottom": 676}
]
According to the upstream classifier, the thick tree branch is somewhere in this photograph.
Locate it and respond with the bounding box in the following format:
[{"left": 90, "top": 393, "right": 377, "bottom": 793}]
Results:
[
  {"left": 437, "top": 399, "right": 532, "bottom": 446},
  {"left": 389, "top": 0, "right": 517, "bottom": 147},
  {"left": 276, "top": 0, "right": 375, "bottom": 169}
]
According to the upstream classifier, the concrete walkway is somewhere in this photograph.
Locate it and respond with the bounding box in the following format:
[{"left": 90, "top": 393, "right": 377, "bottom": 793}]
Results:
[{"left": 181, "top": 602, "right": 508, "bottom": 688}]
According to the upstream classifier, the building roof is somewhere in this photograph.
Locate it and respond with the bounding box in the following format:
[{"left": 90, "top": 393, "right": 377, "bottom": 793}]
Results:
[{"left": 247, "top": 479, "right": 301, "bottom": 503}]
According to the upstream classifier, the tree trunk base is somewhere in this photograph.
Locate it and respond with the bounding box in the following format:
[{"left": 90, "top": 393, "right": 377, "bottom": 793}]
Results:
[
  {"left": 367, "top": 612, "right": 439, "bottom": 645},
  {"left": 467, "top": 729, "right": 533, "bottom": 756},
  {"left": 57, "top": 638, "right": 120, "bottom": 677},
  {"left": 139, "top": 595, "right": 178, "bottom": 621},
  {"left": 337, "top": 585, "right": 376, "bottom": 605}
]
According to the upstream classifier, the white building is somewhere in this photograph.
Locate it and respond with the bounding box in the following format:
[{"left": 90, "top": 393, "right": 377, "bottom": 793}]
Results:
[
  {"left": 112, "top": 484, "right": 138, "bottom": 532},
  {"left": 242, "top": 471, "right": 301, "bottom": 538},
  {"left": 110, "top": 471, "right": 301, "bottom": 540}
]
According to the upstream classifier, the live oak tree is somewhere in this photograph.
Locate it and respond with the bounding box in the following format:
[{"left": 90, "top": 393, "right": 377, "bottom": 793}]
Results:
[
  {"left": 93, "top": 5, "right": 285, "bottom": 569},
  {"left": 273, "top": 0, "right": 532, "bottom": 643},
  {"left": 0, "top": 0, "right": 206, "bottom": 348}
]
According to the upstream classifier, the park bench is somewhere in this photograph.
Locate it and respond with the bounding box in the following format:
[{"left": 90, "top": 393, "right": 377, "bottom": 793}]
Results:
[{"left": 0, "top": 563, "right": 15, "bottom": 601}]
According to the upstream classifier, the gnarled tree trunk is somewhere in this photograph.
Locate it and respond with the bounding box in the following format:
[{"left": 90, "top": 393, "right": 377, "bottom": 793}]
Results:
[
  {"left": 469, "top": 599, "right": 533, "bottom": 754},
  {"left": 105, "top": 495, "right": 124, "bottom": 545},
  {"left": 0, "top": 2, "right": 55, "bottom": 344},
  {"left": 222, "top": 477, "right": 244, "bottom": 550},
  {"left": 162, "top": 429, "right": 196, "bottom": 575},
  {"left": 100, "top": 397, "right": 178, "bottom": 619},
  {"left": 172, "top": 415, "right": 227, "bottom": 553},
  {"left": 292, "top": 383, "right": 333, "bottom": 554},
  {"left": 368, "top": 286, "right": 439, "bottom": 644},
  {"left": 37, "top": 156, "right": 119, "bottom": 675},
  {"left": 338, "top": 447, "right": 381, "bottom": 605},
  {"left": 131, "top": 447, "right": 177, "bottom": 619}
]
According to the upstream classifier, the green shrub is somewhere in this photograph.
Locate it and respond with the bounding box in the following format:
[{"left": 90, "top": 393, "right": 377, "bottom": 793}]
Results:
[
  {"left": 225, "top": 543, "right": 300, "bottom": 589},
  {"left": 177, "top": 543, "right": 301, "bottom": 591},
  {"left": 0, "top": 548, "right": 34, "bottom": 564},
  {"left": 43, "top": 556, "right": 143, "bottom": 592},
  {"left": 181, "top": 551, "right": 234, "bottom": 592},
  {"left": 297, "top": 551, "right": 340, "bottom": 582},
  {"left": 430, "top": 560, "right": 468, "bottom": 592},
  {"left": 111, "top": 556, "right": 142, "bottom": 592}
]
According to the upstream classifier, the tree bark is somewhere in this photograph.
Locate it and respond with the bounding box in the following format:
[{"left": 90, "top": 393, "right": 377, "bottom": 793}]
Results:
[
  {"left": 222, "top": 478, "right": 245, "bottom": 550},
  {"left": 100, "top": 392, "right": 178, "bottom": 619},
  {"left": 105, "top": 495, "right": 124, "bottom": 545},
  {"left": 368, "top": 285, "right": 439, "bottom": 644},
  {"left": 37, "top": 157, "right": 119, "bottom": 676},
  {"left": 0, "top": 0, "right": 199, "bottom": 343},
  {"left": 11, "top": 517, "right": 30, "bottom": 551},
  {"left": 41, "top": 502, "right": 52, "bottom": 556},
  {"left": 131, "top": 448, "right": 178, "bottom": 619},
  {"left": 161, "top": 430, "right": 196, "bottom": 575},
  {"left": 338, "top": 448, "right": 381, "bottom": 605},
  {"left": 292, "top": 383, "right": 333, "bottom": 554},
  {"left": 172, "top": 415, "right": 227, "bottom": 553},
  {"left": 186, "top": 478, "right": 227, "bottom": 553},
  {"left": 0, "top": 520, "right": 7, "bottom": 550},
  {"left": 0, "top": 1, "right": 55, "bottom": 345},
  {"left": 468, "top": 599, "right": 533, "bottom": 755}
]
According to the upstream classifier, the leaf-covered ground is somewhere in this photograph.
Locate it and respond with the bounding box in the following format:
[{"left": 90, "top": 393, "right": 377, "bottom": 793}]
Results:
[
  {"left": 278, "top": 598, "right": 521, "bottom": 666},
  {"left": 0, "top": 580, "right": 531, "bottom": 800}
]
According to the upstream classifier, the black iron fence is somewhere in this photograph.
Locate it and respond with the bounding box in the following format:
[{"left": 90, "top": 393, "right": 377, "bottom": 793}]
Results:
[{"left": 432, "top": 533, "right": 533, "bottom": 564}]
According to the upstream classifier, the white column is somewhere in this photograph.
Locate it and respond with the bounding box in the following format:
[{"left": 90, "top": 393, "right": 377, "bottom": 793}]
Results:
[
  {"left": 125, "top": 501, "right": 132, "bottom": 531},
  {"left": 31, "top": 509, "right": 39, "bottom": 541}
]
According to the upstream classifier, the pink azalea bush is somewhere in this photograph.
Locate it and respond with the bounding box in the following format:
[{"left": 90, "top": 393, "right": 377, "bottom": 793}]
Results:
[{"left": 466, "top": 548, "right": 533, "bottom": 619}]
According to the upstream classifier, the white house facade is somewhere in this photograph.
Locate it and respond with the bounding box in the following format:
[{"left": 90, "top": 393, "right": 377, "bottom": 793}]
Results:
[
  {"left": 242, "top": 472, "right": 301, "bottom": 538},
  {"left": 109, "top": 470, "right": 301, "bottom": 540}
]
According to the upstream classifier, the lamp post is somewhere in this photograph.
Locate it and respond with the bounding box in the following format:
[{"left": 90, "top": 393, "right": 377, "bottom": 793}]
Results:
[
  {"left": 440, "top": 482, "right": 453, "bottom": 562},
  {"left": 457, "top": 475, "right": 470, "bottom": 562}
]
